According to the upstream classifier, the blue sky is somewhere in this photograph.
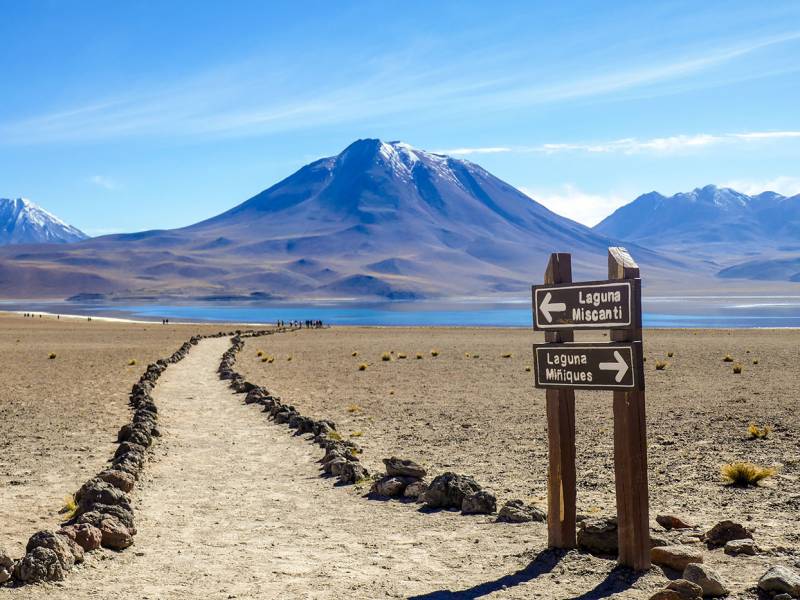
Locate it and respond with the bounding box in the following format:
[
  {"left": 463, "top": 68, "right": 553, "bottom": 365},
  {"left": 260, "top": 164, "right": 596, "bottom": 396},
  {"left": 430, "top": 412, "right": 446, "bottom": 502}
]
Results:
[{"left": 1, "top": 1, "right": 799, "bottom": 234}]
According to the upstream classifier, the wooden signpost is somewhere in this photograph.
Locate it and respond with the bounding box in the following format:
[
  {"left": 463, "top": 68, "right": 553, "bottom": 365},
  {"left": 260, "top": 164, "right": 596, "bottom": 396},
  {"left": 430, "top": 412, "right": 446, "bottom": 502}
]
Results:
[{"left": 532, "top": 247, "right": 650, "bottom": 570}]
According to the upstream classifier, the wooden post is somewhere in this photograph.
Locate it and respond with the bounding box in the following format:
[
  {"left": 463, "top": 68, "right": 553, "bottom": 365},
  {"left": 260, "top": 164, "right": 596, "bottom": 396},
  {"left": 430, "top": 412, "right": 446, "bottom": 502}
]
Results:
[
  {"left": 608, "top": 247, "right": 650, "bottom": 570},
  {"left": 544, "top": 253, "right": 577, "bottom": 549}
]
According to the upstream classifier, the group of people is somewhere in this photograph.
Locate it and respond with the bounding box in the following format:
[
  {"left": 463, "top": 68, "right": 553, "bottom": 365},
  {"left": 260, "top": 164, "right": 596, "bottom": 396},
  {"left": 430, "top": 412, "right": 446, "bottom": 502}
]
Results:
[{"left": 276, "top": 319, "right": 324, "bottom": 329}]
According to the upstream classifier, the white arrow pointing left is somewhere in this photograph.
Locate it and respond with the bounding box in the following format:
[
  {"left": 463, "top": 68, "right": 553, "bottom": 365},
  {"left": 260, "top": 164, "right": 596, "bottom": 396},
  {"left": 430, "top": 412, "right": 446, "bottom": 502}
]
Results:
[
  {"left": 599, "top": 350, "right": 629, "bottom": 383},
  {"left": 539, "top": 292, "right": 567, "bottom": 323}
]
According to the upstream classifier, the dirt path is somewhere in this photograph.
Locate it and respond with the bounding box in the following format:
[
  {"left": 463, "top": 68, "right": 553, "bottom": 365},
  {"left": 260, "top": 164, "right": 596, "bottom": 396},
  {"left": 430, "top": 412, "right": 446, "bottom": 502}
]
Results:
[{"left": 4, "top": 337, "right": 662, "bottom": 599}]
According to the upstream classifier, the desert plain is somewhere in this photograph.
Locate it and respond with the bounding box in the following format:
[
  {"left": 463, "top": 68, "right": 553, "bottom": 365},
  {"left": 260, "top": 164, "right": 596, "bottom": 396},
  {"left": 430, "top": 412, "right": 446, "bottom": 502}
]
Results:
[{"left": 1, "top": 313, "right": 799, "bottom": 599}]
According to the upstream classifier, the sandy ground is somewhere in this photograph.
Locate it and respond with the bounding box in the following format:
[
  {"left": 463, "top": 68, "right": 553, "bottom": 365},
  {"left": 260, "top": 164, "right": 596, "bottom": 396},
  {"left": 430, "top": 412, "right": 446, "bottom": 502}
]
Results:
[
  {"left": 0, "top": 314, "right": 225, "bottom": 557},
  {"left": 1, "top": 322, "right": 799, "bottom": 598}
]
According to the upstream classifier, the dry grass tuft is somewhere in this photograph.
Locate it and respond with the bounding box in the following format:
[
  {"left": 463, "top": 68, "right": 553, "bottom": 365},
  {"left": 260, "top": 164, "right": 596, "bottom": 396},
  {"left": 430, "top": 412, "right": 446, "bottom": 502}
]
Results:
[
  {"left": 721, "top": 462, "right": 776, "bottom": 486},
  {"left": 327, "top": 430, "right": 343, "bottom": 441},
  {"left": 128, "top": 359, "right": 137, "bottom": 366},
  {"left": 256, "top": 350, "right": 264, "bottom": 357},
  {"left": 502, "top": 353, "right": 512, "bottom": 358},
  {"left": 525, "top": 366, "right": 531, "bottom": 372},
  {"left": 398, "top": 353, "right": 407, "bottom": 359},
  {"left": 655, "top": 360, "right": 668, "bottom": 370},
  {"left": 347, "top": 404, "right": 362, "bottom": 413},
  {"left": 352, "top": 351, "right": 358, "bottom": 357},
  {"left": 667, "top": 351, "right": 674, "bottom": 358},
  {"left": 752, "top": 359, "right": 759, "bottom": 365},
  {"left": 358, "top": 363, "right": 368, "bottom": 371},
  {"left": 60, "top": 495, "right": 77, "bottom": 517},
  {"left": 350, "top": 430, "right": 363, "bottom": 438},
  {"left": 733, "top": 364, "right": 742, "bottom": 374},
  {"left": 430, "top": 349, "right": 439, "bottom": 357},
  {"left": 416, "top": 353, "right": 423, "bottom": 359},
  {"left": 472, "top": 354, "right": 480, "bottom": 359},
  {"left": 48, "top": 353, "right": 57, "bottom": 360},
  {"left": 381, "top": 352, "right": 391, "bottom": 362},
  {"left": 287, "top": 355, "right": 293, "bottom": 362},
  {"left": 748, "top": 423, "right": 771, "bottom": 439},
  {"left": 723, "top": 354, "right": 734, "bottom": 362}
]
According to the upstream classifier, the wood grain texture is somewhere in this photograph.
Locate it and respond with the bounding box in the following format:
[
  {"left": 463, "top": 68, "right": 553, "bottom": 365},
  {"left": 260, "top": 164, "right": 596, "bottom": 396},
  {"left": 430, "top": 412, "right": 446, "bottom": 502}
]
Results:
[
  {"left": 608, "top": 247, "right": 651, "bottom": 570},
  {"left": 544, "top": 252, "right": 577, "bottom": 549}
]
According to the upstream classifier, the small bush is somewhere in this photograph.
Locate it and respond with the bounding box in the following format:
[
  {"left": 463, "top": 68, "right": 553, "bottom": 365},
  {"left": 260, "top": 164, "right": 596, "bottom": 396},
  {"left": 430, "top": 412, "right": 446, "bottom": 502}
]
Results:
[
  {"left": 525, "top": 366, "right": 531, "bottom": 372},
  {"left": 416, "top": 353, "right": 423, "bottom": 359},
  {"left": 502, "top": 353, "right": 512, "bottom": 358},
  {"left": 256, "top": 350, "right": 264, "bottom": 357},
  {"left": 667, "top": 351, "right": 674, "bottom": 358},
  {"left": 352, "top": 351, "right": 358, "bottom": 357},
  {"left": 430, "top": 349, "right": 439, "bottom": 357},
  {"left": 733, "top": 364, "right": 742, "bottom": 374},
  {"left": 464, "top": 352, "right": 471, "bottom": 358},
  {"left": 721, "top": 462, "right": 776, "bottom": 486},
  {"left": 748, "top": 423, "right": 771, "bottom": 439},
  {"left": 358, "top": 363, "right": 367, "bottom": 371},
  {"left": 327, "top": 430, "right": 343, "bottom": 441},
  {"left": 268, "top": 356, "right": 275, "bottom": 363},
  {"left": 261, "top": 357, "right": 269, "bottom": 363},
  {"left": 655, "top": 361, "right": 667, "bottom": 370},
  {"left": 48, "top": 353, "right": 56, "bottom": 360},
  {"left": 398, "top": 353, "right": 407, "bottom": 359},
  {"left": 381, "top": 352, "right": 391, "bottom": 361},
  {"left": 723, "top": 354, "right": 734, "bottom": 362},
  {"left": 752, "top": 359, "right": 759, "bottom": 365},
  {"left": 287, "top": 355, "right": 293, "bottom": 362},
  {"left": 347, "top": 404, "right": 362, "bottom": 413},
  {"left": 128, "top": 359, "right": 137, "bottom": 366},
  {"left": 61, "top": 495, "right": 77, "bottom": 517}
]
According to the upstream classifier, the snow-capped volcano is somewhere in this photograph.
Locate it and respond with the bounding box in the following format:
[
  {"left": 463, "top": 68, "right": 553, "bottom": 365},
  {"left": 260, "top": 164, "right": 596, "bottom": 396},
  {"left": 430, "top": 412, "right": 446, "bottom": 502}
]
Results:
[{"left": 0, "top": 198, "right": 88, "bottom": 245}]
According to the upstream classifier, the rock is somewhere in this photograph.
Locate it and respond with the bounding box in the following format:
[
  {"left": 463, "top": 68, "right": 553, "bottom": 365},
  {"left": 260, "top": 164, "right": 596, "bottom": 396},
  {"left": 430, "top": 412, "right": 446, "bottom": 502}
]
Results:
[
  {"left": 496, "top": 499, "right": 546, "bottom": 523},
  {"left": 327, "top": 457, "right": 347, "bottom": 476},
  {"left": 13, "top": 547, "right": 65, "bottom": 582},
  {"left": 60, "top": 535, "right": 85, "bottom": 564},
  {"left": 462, "top": 490, "right": 497, "bottom": 515},
  {"left": 648, "top": 592, "right": 683, "bottom": 600},
  {"left": 113, "top": 441, "right": 146, "bottom": 460},
  {"left": 337, "top": 461, "right": 368, "bottom": 485},
  {"left": 758, "top": 566, "right": 800, "bottom": 596},
  {"left": 724, "top": 538, "right": 757, "bottom": 556},
  {"left": 683, "top": 563, "right": 729, "bottom": 597},
  {"left": 99, "top": 518, "right": 134, "bottom": 550},
  {"left": 651, "top": 545, "right": 704, "bottom": 571},
  {"left": 0, "top": 548, "right": 13, "bottom": 584},
  {"left": 650, "top": 534, "right": 671, "bottom": 548},
  {"left": 383, "top": 457, "right": 426, "bottom": 479},
  {"left": 370, "top": 476, "right": 408, "bottom": 498},
  {"left": 26, "top": 530, "right": 75, "bottom": 571},
  {"left": 577, "top": 516, "right": 618, "bottom": 554},
  {"left": 75, "top": 479, "right": 131, "bottom": 514},
  {"left": 664, "top": 579, "right": 703, "bottom": 600},
  {"left": 421, "top": 472, "right": 482, "bottom": 510},
  {"left": 704, "top": 520, "right": 752, "bottom": 548},
  {"left": 403, "top": 480, "right": 428, "bottom": 499},
  {"left": 59, "top": 523, "right": 103, "bottom": 552},
  {"left": 96, "top": 469, "right": 136, "bottom": 493},
  {"left": 76, "top": 505, "right": 136, "bottom": 534},
  {"left": 657, "top": 514, "right": 694, "bottom": 530},
  {"left": 774, "top": 594, "right": 793, "bottom": 600}
]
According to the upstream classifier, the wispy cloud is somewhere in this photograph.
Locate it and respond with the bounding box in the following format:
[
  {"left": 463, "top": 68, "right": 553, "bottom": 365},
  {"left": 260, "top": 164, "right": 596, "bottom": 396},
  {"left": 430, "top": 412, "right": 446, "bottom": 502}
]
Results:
[
  {"left": 1, "top": 30, "right": 798, "bottom": 145},
  {"left": 721, "top": 175, "right": 800, "bottom": 197},
  {"left": 435, "top": 147, "right": 511, "bottom": 156},
  {"left": 87, "top": 175, "right": 118, "bottom": 190},
  {"left": 449, "top": 130, "right": 800, "bottom": 157},
  {"left": 519, "top": 184, "right": 628, "bottom": 227}
]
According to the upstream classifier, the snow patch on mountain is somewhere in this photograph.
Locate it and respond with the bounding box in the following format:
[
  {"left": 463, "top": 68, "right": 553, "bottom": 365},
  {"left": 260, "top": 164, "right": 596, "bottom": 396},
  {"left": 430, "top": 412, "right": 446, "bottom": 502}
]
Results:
[{"left": 0, "top": 197, "right": 88, "bottom": 245}]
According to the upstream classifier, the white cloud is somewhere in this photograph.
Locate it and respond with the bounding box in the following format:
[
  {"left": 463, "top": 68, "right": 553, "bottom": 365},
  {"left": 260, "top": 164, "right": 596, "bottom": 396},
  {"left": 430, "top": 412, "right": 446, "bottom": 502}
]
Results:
[
  {"left": 1, "top": 30, "right": 798, "bottom": 145},
  {"left": 435, "top": 147, "right": 511, "bottom": 156},
  {"left": 87, "top": 175, "right": 118, "bottom": 190},
  {"left": 518, "top": 184, "right": 628, "bottom": 226},
  {"left": 493, "top": 130, "right": 800, "bottom": 156},
  {"left": 721, "top": 175, "right": 800, "bottom": 197}
]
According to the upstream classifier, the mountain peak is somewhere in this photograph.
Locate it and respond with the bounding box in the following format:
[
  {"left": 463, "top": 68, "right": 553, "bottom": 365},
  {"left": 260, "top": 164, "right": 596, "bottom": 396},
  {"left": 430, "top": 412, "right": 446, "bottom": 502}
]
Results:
[{"left": 0, "top": 197, "right": 88, "bottom": 245}]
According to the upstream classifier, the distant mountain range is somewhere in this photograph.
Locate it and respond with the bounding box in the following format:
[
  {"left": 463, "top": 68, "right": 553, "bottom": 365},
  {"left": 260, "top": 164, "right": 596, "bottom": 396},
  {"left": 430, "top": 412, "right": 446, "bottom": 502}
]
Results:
[
  {"left": 594, "top": 185, "right": 800, "bottom": 281},
  {"left": 0, "top": 198, "right": 87, "bottom": 245},
  {"left": 0, "top": 142, "right": 796, "bottom": 299}
]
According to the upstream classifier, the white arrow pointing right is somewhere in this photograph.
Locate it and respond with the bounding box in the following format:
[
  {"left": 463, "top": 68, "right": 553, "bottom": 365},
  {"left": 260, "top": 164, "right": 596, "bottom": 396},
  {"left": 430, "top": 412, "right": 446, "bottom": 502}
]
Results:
[
  {"left": 539, "top": 291, "right": 567, "bottom": 323},
  {"left": 599, "top": 350, "right": 630, "bottom": 383}
]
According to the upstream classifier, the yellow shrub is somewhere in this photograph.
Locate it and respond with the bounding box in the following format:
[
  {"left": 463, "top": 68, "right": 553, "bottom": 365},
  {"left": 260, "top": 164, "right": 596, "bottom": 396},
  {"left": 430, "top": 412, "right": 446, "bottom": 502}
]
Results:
[
  {"left": 721, "top": 462, "right": 776, "bottom": 486},
  {"left": 747, "top": 423, "right": 771, "bottom": 439}
]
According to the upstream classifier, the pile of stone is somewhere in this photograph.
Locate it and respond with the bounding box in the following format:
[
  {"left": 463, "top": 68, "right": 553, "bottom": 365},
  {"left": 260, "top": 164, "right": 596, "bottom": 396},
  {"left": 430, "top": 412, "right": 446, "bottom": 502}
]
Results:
[
  {"left": 0, "top": 331, "right": 217, "bottom": 585},
  {"left": 369, "top": 457, "right": 428, "bottom": 500},
  {"left": 218, "top": 330, "right": 370, "bottom": 487}
]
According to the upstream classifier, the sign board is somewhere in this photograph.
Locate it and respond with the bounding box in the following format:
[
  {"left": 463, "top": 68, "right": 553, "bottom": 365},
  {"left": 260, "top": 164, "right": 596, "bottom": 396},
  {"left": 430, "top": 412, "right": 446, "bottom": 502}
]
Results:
[
  {"left": 532, "top": 279, "right": 640, "bottom": 331},
  {"left": 533, "top": 341, "right": 644, "bottom": 391}
]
